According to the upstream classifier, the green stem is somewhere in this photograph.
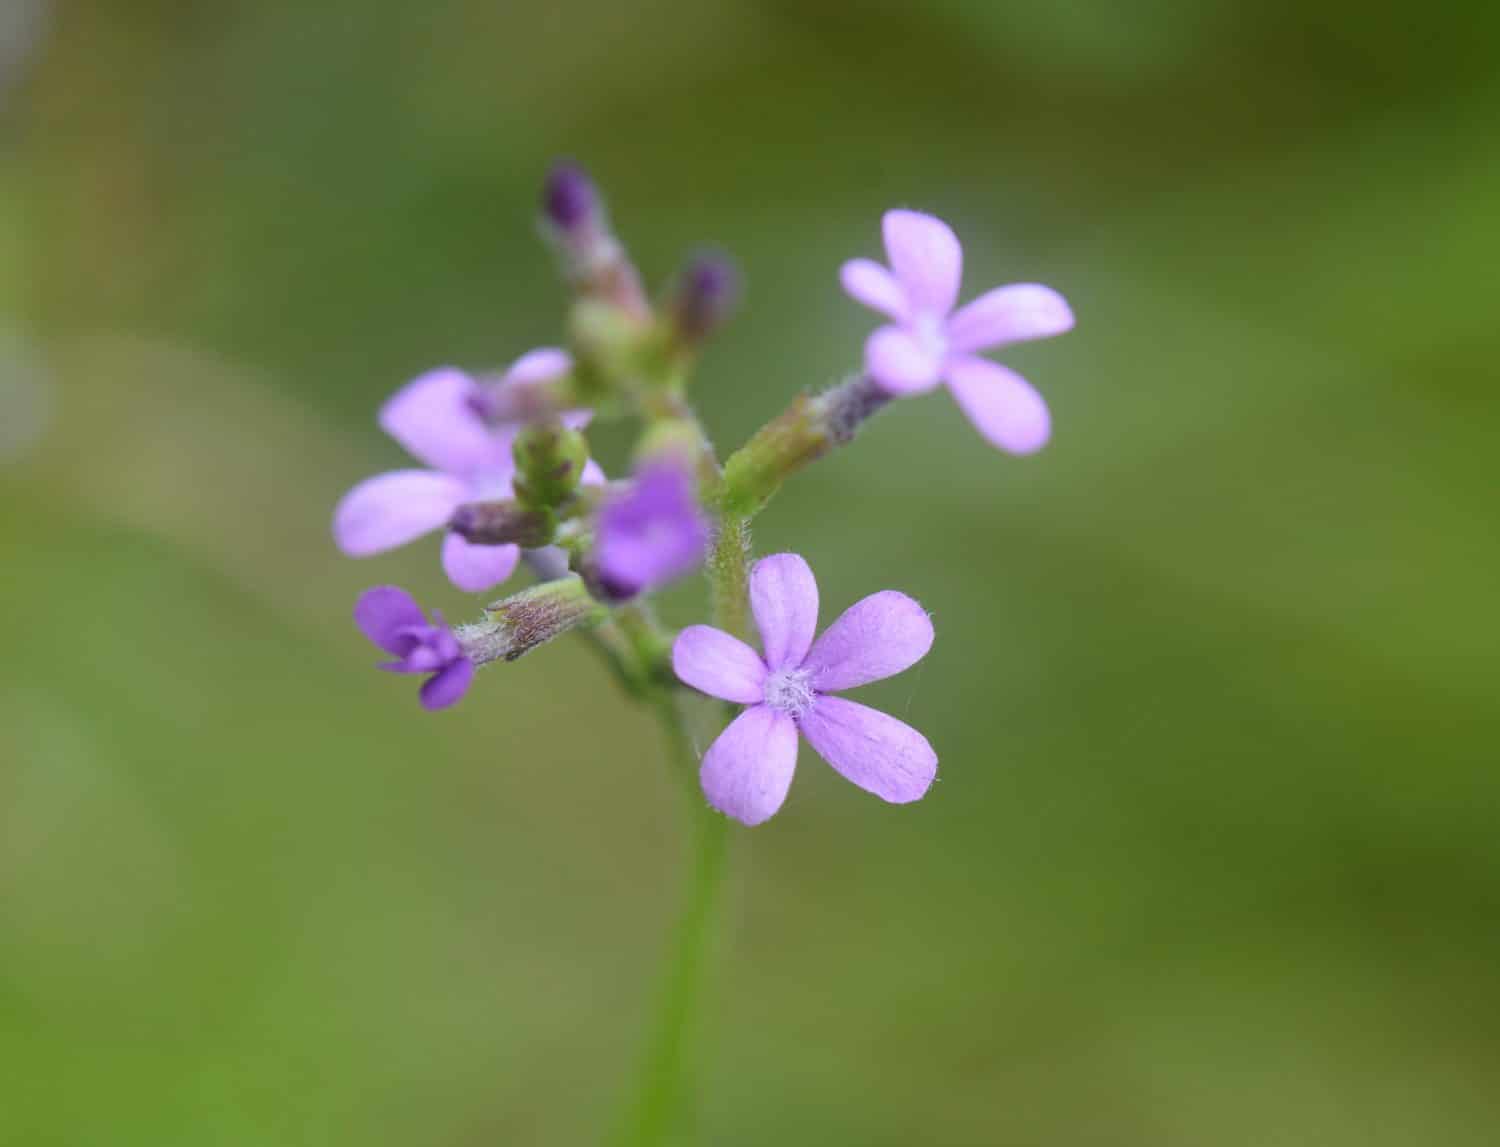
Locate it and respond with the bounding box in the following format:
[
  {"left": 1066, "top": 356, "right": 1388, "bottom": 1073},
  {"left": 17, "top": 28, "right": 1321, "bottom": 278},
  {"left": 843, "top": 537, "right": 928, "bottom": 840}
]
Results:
[
  {"left": 718, "top": 374, "right": 893, "bottom": 519},
  {"left": 707, "top": 513, "right": 751, "bottom": 642},
  {"left": 613, "top": 695, "right": 731, "bottom": 1147}
]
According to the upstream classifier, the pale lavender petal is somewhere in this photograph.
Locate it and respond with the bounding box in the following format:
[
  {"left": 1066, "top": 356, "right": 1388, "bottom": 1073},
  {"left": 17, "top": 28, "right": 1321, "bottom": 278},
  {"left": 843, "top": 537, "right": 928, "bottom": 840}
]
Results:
[
  {"left": 501, "top": 347, "right": 572, "bottom": 388},
  {"left": 580, "top": 458, "right": 607, "bottom": 487},
  {"left": 803, "top": 590, "right": 934, "bottom": 693},
  {"left": 379, "top": 368, "right": 509, "bottom": 475},
  {"left": 865, "top": 326, "right": 943, "bottom": 395},
  {"left": 839, "top": 258, "right": 909, "bottom": 321},
  {"left": 700, "top": 705, "right": 800, "bottom": 826},
  {"left": 798, "top": 696, "right": 936, "bottom": 805},
  {"left": 882, "top": 209, "right": 962, "bottom": 316},
  {"left": 498, "top": 348, "right": 592, "bottom": 429},
  {"left": 749, "top": 553, "right": 819, "bottom": 671},
  {"left": 673, "top": 625, "right": 767, "bottom": 704},
  {"left": 419, "top": 658, "right": 475, "bottom": 711},
  {"left": 354, "top": 586, "right": 426, "bottom": 655},
  {"left": 333, "top": 470, "right": 468, "bottom": 556},
  {"left": 441, "top": 532, "right": 521, "bottom": 593},
  {"left": 946, "top": 284, "right": 1074, "bottom": 354},
  {"left": 944, "top": 355, "right": 1052, "bottom": 455}
]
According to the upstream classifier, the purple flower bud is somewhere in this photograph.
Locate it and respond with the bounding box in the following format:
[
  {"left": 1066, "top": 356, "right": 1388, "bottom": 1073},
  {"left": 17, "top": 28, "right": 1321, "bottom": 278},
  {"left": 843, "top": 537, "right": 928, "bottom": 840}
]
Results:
[
  {"left": 354, "top": 586, "right": 475, "bottom": 710},
  {"left": 594, "top": 462, "right": 710, "bottom": 600},
  {"left": 672, "top": 250, "right": 741, "bottom": 344},
  {"left": 542, "top": 161, "right": 599, "bottom": 234}
]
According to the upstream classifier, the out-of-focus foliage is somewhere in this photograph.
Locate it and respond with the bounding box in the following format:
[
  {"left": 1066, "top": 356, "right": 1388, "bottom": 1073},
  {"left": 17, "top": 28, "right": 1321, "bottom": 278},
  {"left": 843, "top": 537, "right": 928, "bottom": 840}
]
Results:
[{"left": 3, "top": 1, "right": 1498, "bottom": 1143}]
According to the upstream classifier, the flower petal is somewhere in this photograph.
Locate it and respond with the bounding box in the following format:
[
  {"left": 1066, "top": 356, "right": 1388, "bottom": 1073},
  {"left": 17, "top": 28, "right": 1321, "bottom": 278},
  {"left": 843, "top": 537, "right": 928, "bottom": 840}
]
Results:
[
  {"left": 500, "top": 348, "right": 592, "bottom": 431},
  {"left": 580, "top": 458, "right": 607, "bottom": 487},
  {"left": 354, "top": 585, "right": 426, "bottom": 655},
  {"left": 673, "top": 626, "right": 767, "bottom": 704},
  {"left": 947, "top": 284, "right": 1074, "bottom": 354},
  {"left": 839, "top": 258, "right": 909, "bottom": 321},
  {"left": 441, "top": 532, "right": 521, "bottom": 593},
  {"left": 865, "top": 326, "right": 943, "bottom": 395},
  {"left": 596, "top": 463, "right": 710, "bottom": 598},
  {"left": 803, "top": 590, "right": 934, "bottom": 693},
  {"left": 419, "top": 658, "right": 475, "bottom": 711},
  {"left": 944, "top": 355, "right": 1051, "bottom": 455},
  {"left": 749, "top": 553, "right": 819, "bottom": 672},
  {"left": 700, "top": 705, "right": 800, "bottom": 825},
  {"left": 882, "top": 209, "right": 962, "bottom": 316},
  {"left": 334, "top": 470, "right": 468, "bottom": 556},
  {"left": 798, "top": 696, "right": 936, "bottom": 805},
  {"left": 501, "top": 347, "right": 572, "bottom": 388},
  {"left": 379, "top": 368, "right": 509, "bottom": 475}
]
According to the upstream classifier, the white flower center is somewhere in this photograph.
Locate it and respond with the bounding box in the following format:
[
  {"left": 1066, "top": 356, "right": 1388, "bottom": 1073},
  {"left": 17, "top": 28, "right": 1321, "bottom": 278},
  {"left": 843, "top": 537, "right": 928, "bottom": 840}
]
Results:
[{"left": 764, "top": 667, "right": 816, "bottom": 718}]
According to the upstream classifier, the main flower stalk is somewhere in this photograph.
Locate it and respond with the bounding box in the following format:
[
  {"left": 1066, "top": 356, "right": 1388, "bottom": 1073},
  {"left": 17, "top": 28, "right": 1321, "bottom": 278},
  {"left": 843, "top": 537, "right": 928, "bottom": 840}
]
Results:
[{"left": 336, "top": 162, "right": 1074, "bottom": 1142}]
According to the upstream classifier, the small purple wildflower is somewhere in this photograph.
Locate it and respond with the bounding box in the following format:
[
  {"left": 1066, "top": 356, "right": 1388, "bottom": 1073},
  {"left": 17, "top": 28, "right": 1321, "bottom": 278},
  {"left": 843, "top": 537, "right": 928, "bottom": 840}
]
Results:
[
  {"left": 594, "top": 461, "right": 710, "bottom": 600},
  {"left": 842, "top": 209, "right": 1074, "bottom": 454},
  {"left": 355, "top": 585, "right": 475, "bottom": 711},
  {"left": 333, "top": 349, "right": 599, "bottom": 593},
  {"left": 673, "top": 553, "right": 937, "bottom": 825}
]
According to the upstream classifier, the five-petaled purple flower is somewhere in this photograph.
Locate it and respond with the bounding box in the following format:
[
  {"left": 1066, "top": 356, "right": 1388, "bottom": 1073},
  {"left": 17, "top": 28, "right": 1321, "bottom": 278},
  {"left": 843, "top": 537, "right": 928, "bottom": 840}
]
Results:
[
  {"left": 594, "top": 461, "right": 710, "bottom": 600},
  {"left": 355, "top": 585, "right": 475, "bottom": 711},
  {"left": 333, "top": 349, "right": 599, "bottom": 593},
  {"left": 842, "top": 209, "right": 1074, "bottom": 454},
  {"left": 673, "top": 553, "right": 936, "bottom": 825}
]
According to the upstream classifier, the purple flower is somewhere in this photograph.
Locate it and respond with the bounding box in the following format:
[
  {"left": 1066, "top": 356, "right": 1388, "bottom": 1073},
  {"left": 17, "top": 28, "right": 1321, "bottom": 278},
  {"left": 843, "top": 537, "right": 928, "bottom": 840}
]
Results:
[
  {"left": 594, "top": 461, "right": 710, "bottom": 599},
  {"left": 673, "top": 553, "right": 937, "bottom": 825},
  {"left": 841, "top": 209, "right": 1074, "bottom": 454},
  {"left": 354, "top": 585, "right": 475, "bottom": 711},
  {"left": 333, "top": 349, "right": 600, "bottom": 593}
]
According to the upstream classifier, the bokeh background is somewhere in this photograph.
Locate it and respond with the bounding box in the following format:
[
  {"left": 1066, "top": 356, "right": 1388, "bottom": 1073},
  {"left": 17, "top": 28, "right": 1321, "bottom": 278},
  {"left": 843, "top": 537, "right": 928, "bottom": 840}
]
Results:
[{"left": 4, "top": 1, "right": 1499, "bottom": 1143}]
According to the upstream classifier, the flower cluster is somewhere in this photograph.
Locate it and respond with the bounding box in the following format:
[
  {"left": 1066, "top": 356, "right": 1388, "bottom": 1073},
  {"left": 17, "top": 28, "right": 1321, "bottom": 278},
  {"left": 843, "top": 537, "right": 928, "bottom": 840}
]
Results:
[{"left": 335, "top": 164, "right": 1072, "bottom": 824}]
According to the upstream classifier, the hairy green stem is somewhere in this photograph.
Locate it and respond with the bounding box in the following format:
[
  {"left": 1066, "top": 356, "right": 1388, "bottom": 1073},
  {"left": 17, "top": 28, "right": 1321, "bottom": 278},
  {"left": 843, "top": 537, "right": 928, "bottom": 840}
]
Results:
[
  {"left": 718, "top": 374, "right": 891, "bottom": 518},
  {"left": 707, "top": 514, "right": 752, "bottom": 642}
]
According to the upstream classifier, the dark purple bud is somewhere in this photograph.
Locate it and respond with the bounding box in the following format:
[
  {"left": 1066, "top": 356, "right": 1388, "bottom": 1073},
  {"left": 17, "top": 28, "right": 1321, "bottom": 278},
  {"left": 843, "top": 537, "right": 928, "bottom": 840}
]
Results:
[
  {"left": 449, "top": 499, "right": 556, "bottom": 548},
  {"left": 543, "top": 161, "right": 599, "bottom": 233},
  {"left": 672, "top": 250, "right": 741, "bottom": 343}
]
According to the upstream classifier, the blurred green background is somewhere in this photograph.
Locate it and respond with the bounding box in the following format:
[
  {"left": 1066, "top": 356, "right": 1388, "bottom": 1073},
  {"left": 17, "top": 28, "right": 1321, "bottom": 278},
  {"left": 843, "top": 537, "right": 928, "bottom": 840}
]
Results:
[{"left": 4, "top": 1, "right": 1500, "bottom": 1143}]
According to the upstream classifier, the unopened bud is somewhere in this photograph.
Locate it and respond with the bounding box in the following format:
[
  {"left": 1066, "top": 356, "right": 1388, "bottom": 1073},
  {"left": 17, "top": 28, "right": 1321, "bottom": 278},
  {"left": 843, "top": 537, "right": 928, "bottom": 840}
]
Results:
[
  {"left": 449, "top": 500, "right": 556, "bottom": 548},
  {"left": 512, "top": 420, "right": 590, "bottom": 509},
  {"left": 456, "top": 575, "right": 604, "bottom": 664},
  {"left": 542, "top": 161, "right": 600, "bottom": 236},
  {"left": 670, "top": 251, "right": 740, "bottom": 345},
  {"left": 539, "top": 160, "right": 651, "bottom": 320}
]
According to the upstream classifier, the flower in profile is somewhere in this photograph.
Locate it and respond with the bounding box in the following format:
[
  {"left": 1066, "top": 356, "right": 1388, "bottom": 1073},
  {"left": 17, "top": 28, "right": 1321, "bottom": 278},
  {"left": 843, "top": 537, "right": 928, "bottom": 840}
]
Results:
[
  {"left": 355, "top": 585, "right": 474, "bottom": 710},
  {"left": 593, "top": 461, "right": 710, "bottom": 600},
  {"left": 333, "top": 349, "right": 597, "bottom": 593},
  {"left": 673, "top": 553, "right": 936, "bottom": 825},
  {"left": 841, "top": 209, "right": 1073, "bottom": 454}
]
